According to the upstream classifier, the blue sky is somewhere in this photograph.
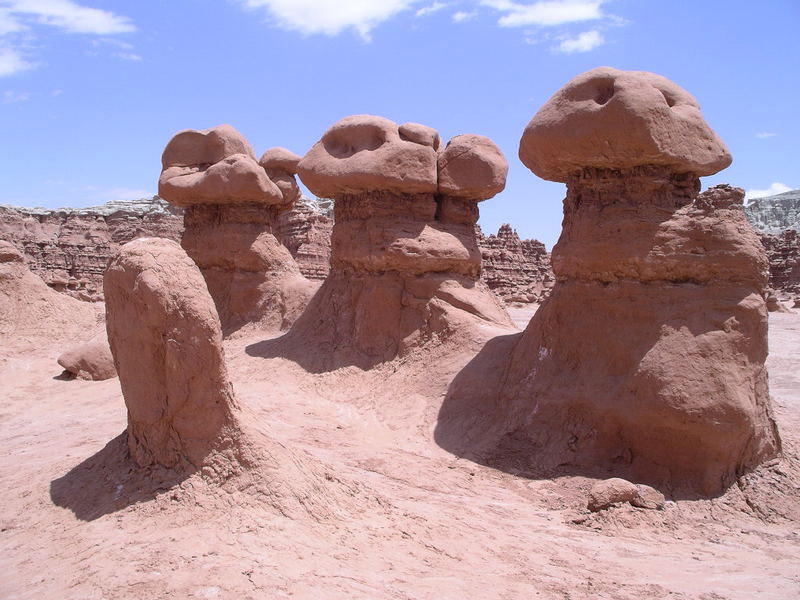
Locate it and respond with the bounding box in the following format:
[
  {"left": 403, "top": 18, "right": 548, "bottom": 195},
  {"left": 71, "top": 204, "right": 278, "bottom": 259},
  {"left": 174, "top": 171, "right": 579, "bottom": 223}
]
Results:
[{"left": 1, "top": 0, "right": 798, "bottom": 248}]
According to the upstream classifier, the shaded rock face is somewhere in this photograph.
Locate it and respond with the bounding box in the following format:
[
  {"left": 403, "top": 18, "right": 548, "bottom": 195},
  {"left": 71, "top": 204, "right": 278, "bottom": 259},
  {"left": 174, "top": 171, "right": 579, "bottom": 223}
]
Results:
[
  {"left": 279, "top": 115, "right": 512, "bottom": 371},
  {"left": 104, "top": 238, "right": 244, "bottom": 472},
  {"left": 745, "top": 189, "right": 800, "bottom": 234},
  {"left": 274, "top": 197, "right": 334, "bottom": 280},
  {"left": 0, "top": 198, "right": 183, "bottom": 301},
  {"left": 57, "top": 333, "right": 116, "bottom": 381},
  {"left": 477, "top": 224, "right": 554, "bottom": 303},
  {"left": 444, "top": 69, "right": 780, "bottom": 497},
  {"left": 158, "top": 125, "right": 315, "bottom": 336}
]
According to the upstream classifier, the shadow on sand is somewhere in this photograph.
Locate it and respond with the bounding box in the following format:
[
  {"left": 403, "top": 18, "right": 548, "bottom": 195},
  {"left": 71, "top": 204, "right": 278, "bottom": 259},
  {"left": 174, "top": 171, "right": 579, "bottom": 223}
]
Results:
[{"left": 50, "top": 432, "right": 187, "bottom": 522}]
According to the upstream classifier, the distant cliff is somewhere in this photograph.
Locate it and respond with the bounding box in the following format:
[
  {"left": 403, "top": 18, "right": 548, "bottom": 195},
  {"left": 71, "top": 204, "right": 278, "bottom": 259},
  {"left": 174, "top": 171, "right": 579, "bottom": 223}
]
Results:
[{"left": 745, "top": 189, "right": 800, "bottom": 234}]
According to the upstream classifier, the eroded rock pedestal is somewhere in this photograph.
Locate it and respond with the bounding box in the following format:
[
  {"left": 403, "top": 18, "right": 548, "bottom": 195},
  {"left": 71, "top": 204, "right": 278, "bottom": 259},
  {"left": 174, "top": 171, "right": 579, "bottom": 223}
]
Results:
[
  {"left": 498, "top": 68, "right": 780, "bottom": 495},
  {"left": 278, "top": 115, "right": 511, "bottom": 370},
  {"left": 159, "top": 125, "right": 315, "bottom": 336}
]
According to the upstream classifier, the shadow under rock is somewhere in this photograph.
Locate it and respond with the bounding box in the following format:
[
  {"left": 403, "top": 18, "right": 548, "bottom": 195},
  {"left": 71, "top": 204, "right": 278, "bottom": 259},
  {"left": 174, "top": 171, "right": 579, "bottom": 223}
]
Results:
[{"left": 50, "top": 432, "right": 187, "bottom": 522}]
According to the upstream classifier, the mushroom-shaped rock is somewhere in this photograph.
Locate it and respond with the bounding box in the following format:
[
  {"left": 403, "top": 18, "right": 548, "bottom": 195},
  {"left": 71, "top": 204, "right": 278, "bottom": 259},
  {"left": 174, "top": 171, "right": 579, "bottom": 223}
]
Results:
[
  {"left": 297, "top": 115, "right": 438, "bottom": 197},
  {"left": 438, "top": 134, "right": 508, "bottom": 200},
  {"left": 57, "top": 333, "right": 116, "bottom": 381},
  {"left": 104, "top": 238, "right": 243, "bottom": 469},
  {"left": 159, "top": 125, "right": 283, "bottom": 207},
  {"left": 157, "top": 125, "right": 315, "bottom": 336},
  {"left": 519, "top": 66, "right": 732, "bottom": 182},
  {"left": 272, "top": 115, "right": 512, "bottom": 371}
]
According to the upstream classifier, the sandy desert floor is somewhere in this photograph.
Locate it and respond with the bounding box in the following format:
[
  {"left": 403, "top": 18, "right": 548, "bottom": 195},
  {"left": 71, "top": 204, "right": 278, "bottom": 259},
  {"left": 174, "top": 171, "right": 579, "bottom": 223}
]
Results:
[{"left": 1, "top": 305, "right": 799, "bottom": 600}]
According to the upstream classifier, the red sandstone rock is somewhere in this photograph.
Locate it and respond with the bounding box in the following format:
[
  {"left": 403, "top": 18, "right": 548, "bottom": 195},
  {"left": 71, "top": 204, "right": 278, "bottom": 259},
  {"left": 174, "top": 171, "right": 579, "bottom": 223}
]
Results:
[
  {"left": 57, "top": 333, "right": 116, "bottom": 381},
  {"left": 519, "top": 67, "right": 731, "bottom": 182},
  {"left": 0, "top": 240, "right": 100, "bottom": 339},
  {"left": 438, "top": 134, "right": 508, "bottom": 200},
  {"left": 587, "top": 478, "right": 638, "bottom": 511},
  {"left": 297, "top": 115, "right": 438, "bottom": 198},
  {"left": 159, "top": 125, "right": 315, "bottom": 336},
  {"left": 104, "top": 238, "right": 244, "bottom": 470},
  {"left": 283, "top": 115, "right": 512, "bottom": 370},
  {"left": 760, "top": 229, "right": 800, "bottom": 301},
  {"left": 492, "top": 71, "right": 780, "bottom": 496}
]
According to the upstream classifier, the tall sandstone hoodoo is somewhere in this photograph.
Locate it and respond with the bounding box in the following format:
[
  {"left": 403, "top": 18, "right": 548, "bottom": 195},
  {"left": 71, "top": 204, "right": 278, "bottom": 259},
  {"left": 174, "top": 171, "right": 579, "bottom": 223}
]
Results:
[
  {"left": 274, "top": 115, "right": 512, "bottom": 370},
  {"left": 158, "top": 125, "right": 315, "bottom": 336},
  {"left": 491, "top": 68, "right": 779, "bottom": 495}
]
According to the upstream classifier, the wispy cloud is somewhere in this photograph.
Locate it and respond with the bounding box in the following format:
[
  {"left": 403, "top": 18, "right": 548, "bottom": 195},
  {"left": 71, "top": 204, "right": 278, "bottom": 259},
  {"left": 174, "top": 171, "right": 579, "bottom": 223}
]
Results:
[
  {"left": 1, "top": 89, "right": 30, "bottom": 102},
  {"left": 555, "top": 28, "right": 603, "bottom": 53},
  {"left": 745, "top": 182, "right": 793, "bottom": 200},
  {"left": 112, "top": 51, "right": 141, "bottom": 62},
  {"left": 237, "top": 0, "right": 421, "bottom": 42},
  {"left": 94, "top": 187, "right": 154, "bottom": 201},
  {"left": 755, "top": 132, "right": 776, "bottom": 139},
  {"left": 453, "top": 10, "right": 477, "bottom": 22},
  {"left": 416, "top": 2, "right": 448, "bottom": 17},
  {"left": 480, "top": 0, "right": 605, "bottom": 27},
  {"left": 0, "top": 1, "right": 135, "bottom": 77}
]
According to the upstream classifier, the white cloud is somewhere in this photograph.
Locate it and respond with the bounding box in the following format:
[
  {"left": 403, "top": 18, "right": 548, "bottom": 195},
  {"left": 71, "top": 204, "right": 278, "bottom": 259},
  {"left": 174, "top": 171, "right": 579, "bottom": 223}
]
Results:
[
  {"left": 5, "top": 0, "right": 135, "bottom": 34},
  {"left": 481, "top": 0, "right": 604, "bottom": 27},
  {"left": 555, "top": 28, "right": 603, "bottom": 53},
  {"left": 0, "top": 46, "right": 33, "bottom": 76},
  {"left": 416, "top": 2, "right": 447, "bottom": 17},
  {"left": 1, "top": 89, "right": 29, "bottom": 102},
  {"left": 755, "top": 132, "right": 776, "bottom": 139},
  {"left": 238, "top": 0, "right": 421, "bottom": 41},
  {"left": 745, "top": 182, "right": 793, "bottom": 200},
  {"left": 95, "top": 187, "right": 154, "bottom": 201},
  {"left": 113, "top": 51, "right": 141, "bottom": 62},
  {"left": 0, "top": 8, "right": 26, "bottom": 35},
  {"left": 453, "top": 10, "right": 477, "bottom": 22}
]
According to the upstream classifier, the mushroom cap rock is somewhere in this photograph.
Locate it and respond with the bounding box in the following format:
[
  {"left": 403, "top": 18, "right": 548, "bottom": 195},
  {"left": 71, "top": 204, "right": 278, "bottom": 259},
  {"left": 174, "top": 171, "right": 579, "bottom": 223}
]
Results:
[
  {"left": 259, "top": 147, "right": 302, "bottom": 174},
  {"left": 519, "top": 67, "right": 732, "bottom": 182},
  {"left": 438, "top": 134, "right": 508, "bottom": 200},
  {"left": 296, "top": 115, "right": 439, "bottom": 198},
  {"left": 159, "top": 124, "right": 283, "bottom": 207}
]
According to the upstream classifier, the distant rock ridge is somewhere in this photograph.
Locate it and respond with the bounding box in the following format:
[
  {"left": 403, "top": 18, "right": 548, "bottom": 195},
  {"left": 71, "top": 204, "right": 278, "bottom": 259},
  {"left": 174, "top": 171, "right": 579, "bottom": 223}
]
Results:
[{"left": 744, "top": 189, "right": 800, "bottom": 234}]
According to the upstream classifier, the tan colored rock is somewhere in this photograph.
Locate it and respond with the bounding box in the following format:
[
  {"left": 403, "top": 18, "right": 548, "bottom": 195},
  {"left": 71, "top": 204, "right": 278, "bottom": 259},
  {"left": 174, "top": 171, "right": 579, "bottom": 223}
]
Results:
[
  {"left": 519, "top": 67, "right": 731, "bottom": 182},
  {"left": 631, "top": 484, "right": 666, "bottom": 510},
  {"left": 57, "top": 333, "right": 116, "bottom": 381},
  {"left": 587, "top": 478, "right": 638, "bottom": 511},
  {"left": 104, "top": 238, "right": 243, "bottom": 470},
  {"left": 159, "top": 125, "right": 315, "bottom": 336},
  {"left": 297, "top": 115, "right": 438, "bottom": 198},
  {"left": 282, "top": 115, "right": 512, "bottom": 370}
]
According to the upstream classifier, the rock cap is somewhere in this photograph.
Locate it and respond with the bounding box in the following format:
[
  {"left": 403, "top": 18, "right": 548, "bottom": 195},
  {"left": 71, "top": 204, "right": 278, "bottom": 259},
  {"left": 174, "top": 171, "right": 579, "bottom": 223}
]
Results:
[
  {"left": 438, "top": 134, "right": 508, "bottom": 200},
  {"left": 519, "top": 67, "right": 732, "bottom": 182}
]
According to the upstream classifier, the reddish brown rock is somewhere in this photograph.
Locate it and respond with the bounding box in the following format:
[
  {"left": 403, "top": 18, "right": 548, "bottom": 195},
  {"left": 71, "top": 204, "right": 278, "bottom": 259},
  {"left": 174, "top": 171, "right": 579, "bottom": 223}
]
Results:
[
  {"left": 760, "top": 229, "right": 800, "bottom": 301},
  {"left": 472, "top": 69, "right": 779, "bottom": 496},
  {"left": 587, "top": 478, "right": 638, "bottom": 511},
  {"left": 519, "top": 66, "right": 731, "bottom": 182},
  {"left": 477, "top": 224, "right": 554, "bottom": 303},
  {"left": 276, "top": 115, "right": 511, "bottom": 370},
  {"left": 0, "top": 240, "right": 100, "bottom": 340},
  {"left": 0, "top": 198, "right": 183, "bottom": 301},
  {"left": 159, "top": 125, "right": 316, "bottom": 336},
  {"left": 57, "top": 333, "right": 116, "bottom": 380},
  {"left": 274, "top": 197, "right": 333, "bottom": 280},
  {"left": 104, "top": 238, "right": 245, "bottom": 471}
]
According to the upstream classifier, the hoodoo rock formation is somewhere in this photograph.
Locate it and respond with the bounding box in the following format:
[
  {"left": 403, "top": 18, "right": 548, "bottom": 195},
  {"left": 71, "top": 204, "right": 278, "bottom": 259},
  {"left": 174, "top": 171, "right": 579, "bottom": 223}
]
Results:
[
  {"left": 158, "top": 125, "right": 316, "bottom": 336},
  {"left": 267, "top": 115, "right": 512, "bottom": 370},
  {"left": 446, "top": 68, "right": 781, "bottom": 496},
  {"left": 104, "top": 238, "right": 245, "bottom": 470}
]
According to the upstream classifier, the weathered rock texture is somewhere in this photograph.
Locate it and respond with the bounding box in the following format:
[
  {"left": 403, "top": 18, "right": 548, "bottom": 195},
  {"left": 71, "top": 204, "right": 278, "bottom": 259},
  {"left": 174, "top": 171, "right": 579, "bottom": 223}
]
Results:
[
  {"left": 158, "top": 125, "right": 316, "bottom": 336},
  {"left": 477, "top": 224, "right": 554, "bottom": 302},
  {"left": 273, "top": 115, "right": 512, "bottom": 371},
  {"left": 0, "top": 198, "right": 183, "bottom": 301},
  {"left": 104, "top": 238, "right": 246, "bottom": 472},
  {"left": 745, "top": 189, "right": 800, "bottom": 234},
  {"left": 455, "top": 68, "right": 780, "bottom": 496},
  {"left": 57, "top": 333, "right": 116, "bottom": 381},
  {"left": 274, "top": 197, "right": 334, "bottom": 280},
  {"left": 760, "top": 230, "right": 800, "bottom": 299}
]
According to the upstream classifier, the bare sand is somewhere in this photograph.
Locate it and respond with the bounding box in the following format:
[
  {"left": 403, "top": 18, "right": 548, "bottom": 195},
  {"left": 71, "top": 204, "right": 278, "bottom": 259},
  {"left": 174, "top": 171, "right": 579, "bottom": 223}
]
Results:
[{"left": 1, "top": 307, "right": 798, "bottom": 599}]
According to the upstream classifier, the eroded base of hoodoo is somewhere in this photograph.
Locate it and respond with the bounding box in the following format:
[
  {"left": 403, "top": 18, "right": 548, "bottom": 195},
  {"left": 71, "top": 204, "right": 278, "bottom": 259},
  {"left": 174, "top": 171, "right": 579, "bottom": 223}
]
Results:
[{"left": 255, "top": 269, "right": 512, "bottom": 372}]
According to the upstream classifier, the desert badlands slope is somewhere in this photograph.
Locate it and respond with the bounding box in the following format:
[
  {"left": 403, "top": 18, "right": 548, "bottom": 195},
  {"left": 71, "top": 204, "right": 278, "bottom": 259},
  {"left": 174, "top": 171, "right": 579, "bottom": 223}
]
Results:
[{"left": 1, "top": 66, "right": 799, "bottom": 599}]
